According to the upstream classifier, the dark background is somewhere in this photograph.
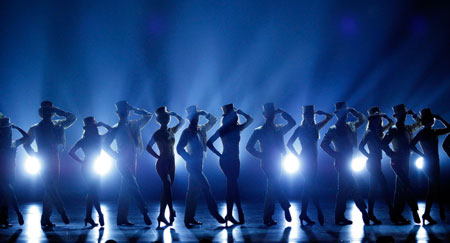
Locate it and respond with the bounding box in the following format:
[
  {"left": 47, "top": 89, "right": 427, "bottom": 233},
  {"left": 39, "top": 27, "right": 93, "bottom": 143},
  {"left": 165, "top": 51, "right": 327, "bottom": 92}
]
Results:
[{"left": 0, "top": 0, "right": 449, "bottom": 203}]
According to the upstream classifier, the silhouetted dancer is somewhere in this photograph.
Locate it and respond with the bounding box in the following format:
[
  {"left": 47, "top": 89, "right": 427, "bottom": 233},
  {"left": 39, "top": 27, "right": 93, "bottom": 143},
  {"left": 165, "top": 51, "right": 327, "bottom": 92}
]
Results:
[
  {"left": 0, "top": 114, "right": 28, "bottom": 227},
  {"left": 69, "top": 117, "right": 112, "bottom": 227},
  {"left": 320, "top": 102, "right": 371, "bottom": 225},
  {"left": 104, "top": 101, "right": 152, "bottom": 226},
  {"left": 358, "top": 107, "right": 394, "bottom": 224},
  {"left": 246, "top": 103, "right": 295, "bottom": 226},
  {"left": 146, "top": 106, "right": 185, "bottom": 227},
  {"left": 381, "top": 104, "right": 421, "bottom": 224},
  {"left": 207, "top": 104, "right": 254, "bottom": 225},
  {"left": 176, "top": 105, "right": 225, "bottom": 227},
  {"left": 23, "top": 101, "right": 75, "bottom": 228},
  {"left": 287, "top": 105, "right": 332, "bottom": 226},
  {"left": 410, "top": 108, "right": 450, "bottom": 224},
  {"left": 443, "top": 134, "right": 450, "bottom": 158}
]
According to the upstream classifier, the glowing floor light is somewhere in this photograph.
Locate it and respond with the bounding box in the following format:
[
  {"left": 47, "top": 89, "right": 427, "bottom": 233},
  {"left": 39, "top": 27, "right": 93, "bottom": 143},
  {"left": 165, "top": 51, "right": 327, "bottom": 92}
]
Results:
[
  {"left": 351, "top": 156, "right": 367, "bottom": 172},
  {"left": 25, "top": 156, "right": 41, "bottom": 175},
  {"left": 94, "top": 150, "right": 113, "bottom": 176},
  {"left": 283, "top": 153, "right": 300, "bottom": 174},
  {"left": 415, "top": 157, "right": 424, "bottom": 169}
]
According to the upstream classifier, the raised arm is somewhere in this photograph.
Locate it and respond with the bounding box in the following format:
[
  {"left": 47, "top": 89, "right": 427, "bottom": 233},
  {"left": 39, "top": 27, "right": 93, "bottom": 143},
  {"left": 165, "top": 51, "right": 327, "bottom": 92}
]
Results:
[
  {"left": 382, "top": 114, "right": 394, "bottom": 132},
  {"left": 237, "top": 109, "right": 254, "bottom": 131},
  {"left": 278, "top": 109, "right": 296, "bottom": 135},
  {"left": 132, "top": 106, "right": 153, "bottom": 129},
  {"left": 176, "top": 130, "right": 191, "bottom": 161},
  {"left": 315, "top": 110, "right": 333, "bottom": 131},
  {"left": 287, "top": 127, "right": 300, "bottom": 157},
  {"left": 146, "top": 134, "right": 159, "bottom": 159},
  {"left": 348, "top": 108, "right": 367, "bottom": 129},
  {"left": 320, "top": 128, "right": 339, "bottom": 159},
  {"left": 407, "top": 110, "right": 422, "bottom": 133},
  {"left": 69, "top": 140, "right": 84, "bottom": 163},
  {"left": 199, "top": 112, "right": 217, "bottom": 133},
  {"left": 170, "top": 112, "right": 185, "bottom": 134},
  {"left": 11, "top": 124, "right": 29, "bottom": 147},
  {"left": 54, "top": 108, "right": 77, "bottom": 129},
  {"left": 206, "top": 129, "right": 222, "bottom": 158},
  {"left": 358, "top": 131, "right": 370, "bottom": 158},
  {"left": 246, "top": 130, "right": 263, "bottom": 159},
  {"left": 434, "top": 115, "right": 450, "bottom": 136},
  {"left": 23, "top": 126, "right": 37, "bottom": 156},
  {"left": 410, "top": 130, "right": 425, "bottom": 157}
]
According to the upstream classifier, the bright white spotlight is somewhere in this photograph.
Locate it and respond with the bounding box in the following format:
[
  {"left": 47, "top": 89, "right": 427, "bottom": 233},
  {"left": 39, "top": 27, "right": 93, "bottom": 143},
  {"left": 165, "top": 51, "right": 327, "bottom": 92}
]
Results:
[
  {"left": 351, "top": 156, "right": 367, "bottom": 172},
  {"left": 283, "top": 153, "right": 300, "bottom": 174},
  {"left": 94, "top": 150, "right": 113, "bottom": 176},
  {"left": 25, "top": 156, "right": 41, "bottom": 175},
  {"left": 415, "top": 157, "right": 424, "bottom": 169}
]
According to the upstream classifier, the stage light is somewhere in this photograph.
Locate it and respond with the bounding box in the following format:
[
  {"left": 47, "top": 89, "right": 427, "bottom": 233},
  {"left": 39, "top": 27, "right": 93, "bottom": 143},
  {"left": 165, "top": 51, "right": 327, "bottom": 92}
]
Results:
[
  {"left": 415, "top": 157, "right": 424, "bottom": 169},
  {"left": 94, "top": 150, "right": 113, "bottom": 176},
  {"left": 25, "top": 156, "right": 41, "bottom": 175},
  {"left": 283, "top": 153, "right": 300, "bottom": 174},
  {"left": 351, "top": 156, "right": 367, "bottom": 172}
]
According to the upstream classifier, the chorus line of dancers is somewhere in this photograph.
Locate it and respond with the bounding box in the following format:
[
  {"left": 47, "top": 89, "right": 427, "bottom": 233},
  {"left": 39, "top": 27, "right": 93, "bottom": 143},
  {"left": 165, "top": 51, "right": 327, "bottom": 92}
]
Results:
[{"left": 1, "top": 100, "right": 450, "bottom": 229}]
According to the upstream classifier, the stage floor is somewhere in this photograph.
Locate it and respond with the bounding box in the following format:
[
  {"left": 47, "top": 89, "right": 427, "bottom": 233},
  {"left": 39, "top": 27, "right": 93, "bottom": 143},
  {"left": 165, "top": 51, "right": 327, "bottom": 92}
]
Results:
[{"left": 0, "top": 201, "right": 449, "bottom": 242}]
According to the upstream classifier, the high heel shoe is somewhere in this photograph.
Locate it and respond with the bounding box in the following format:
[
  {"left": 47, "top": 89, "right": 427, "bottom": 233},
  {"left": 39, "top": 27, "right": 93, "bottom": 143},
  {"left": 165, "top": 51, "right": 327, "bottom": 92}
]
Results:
[
  {"left": 299, "top": 214, "right": 315, "bottom": 226},
  {"left": 238, "top": 209, "right": 245, "bottom": 224},
  {"left": 225, "top": 214, "right": 240, "bottom": 226},
  {"left": 169, "top": 210, "right": 176, "bottom": 225},
  {"left": 412, "top": 211, "right": 421, "bottom": 224},
  {"left": 368, "top": 213, "right": 382, "bottom": 225},
  {"left": 143, "top": 213, "right": 152, "bottom": 226},
  {"left": 61, "top": 213, "right": 70, "bottom": 224},
  {"left": 157, "top": 215, "right": 170, "bottom": 228},
  {"left": 284, "top": 208, "right": 292, "bottom": 222},
  {"left": 17, "top": 211, "right": 24, "bottom": 225},
  {"left": 99, "top": 213, "right": 104, "bottom": 227},
  {"left": 212, "top": 212, "right": 226, "bottom": 224},
  {"left": 422, "top": 214, "right": 437, "bottom": 225},
  {"left": 84, "top": 217, "right": 98, "bottom": 227},
  {"left": 317, "top": 210, "right": 324, "bottom": 226}
]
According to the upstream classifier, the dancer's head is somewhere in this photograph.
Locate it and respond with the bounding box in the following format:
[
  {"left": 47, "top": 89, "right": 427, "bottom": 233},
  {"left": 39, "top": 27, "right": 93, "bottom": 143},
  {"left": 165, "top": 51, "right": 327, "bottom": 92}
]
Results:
[
  {"left": 115, "top": 100, "right": 131, "bottom": 120},
  {"left": 0, "top": 115, "right": 12, "bottom": 148},
  {"left": 82, "top": 116, "right": 99, "bottom": 137},
  {"left": 420, "top": 108, "right": 434, "bottom": 127},
  {"left": 367, "top": 106, "right": 383, "bottom": 131},
  {"left": 221, "top": 104, "right": 238, "bottom": 127},
  {"left": 393, "top": 104, "right": 407, "bottom": 123},
  {"left": 302, "top": 105, "right": 315, "bottom": 124},
  {"left": 334, "top": 102, "right": 348, "bottom": 121},
  {"left": 262, "top": 103, "right": 277, "bottom": 124},
  {"left": 155, "top": 106, "right": 171, "bottom": 126},
  {"left": 39, "top": 101, "right": 55, "bottom": 120}
]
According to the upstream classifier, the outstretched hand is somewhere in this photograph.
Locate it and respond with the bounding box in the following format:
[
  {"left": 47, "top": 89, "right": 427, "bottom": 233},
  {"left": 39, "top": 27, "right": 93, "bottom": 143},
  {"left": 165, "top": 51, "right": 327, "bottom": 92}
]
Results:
[
  {"left": 315, "top": 110, "right": 326, "bottom": 115},
  {"left": 236, "top": 109, "right": 244, "bottom": 115}
]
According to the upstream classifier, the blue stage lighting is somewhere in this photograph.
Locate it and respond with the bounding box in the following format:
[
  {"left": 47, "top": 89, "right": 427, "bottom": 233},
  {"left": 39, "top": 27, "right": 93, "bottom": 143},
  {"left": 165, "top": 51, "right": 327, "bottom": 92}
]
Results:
[
  {"left": 351, "top": 156, "right": 367, "bottom": 172},
  {"left": 283, "top": 153, "right": 300, "bottom": 174},
  {"left": 415, "top": 157, "right": 424, "bottom": 169},
  {"left": 94, "top": 150, "right": 113, "bottom": 176},
  {"left": 25, "top": 156, "right": 41, "bottom": 175}
]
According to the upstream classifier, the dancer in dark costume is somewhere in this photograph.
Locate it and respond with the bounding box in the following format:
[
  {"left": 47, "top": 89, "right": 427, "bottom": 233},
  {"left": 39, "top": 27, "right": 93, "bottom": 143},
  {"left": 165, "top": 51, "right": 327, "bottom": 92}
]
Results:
[
  {"left": 287, "top": 105, "right": 332, "bottom": 226},
  {"left": 69, "top": 117, "right": 112, "bottom": 227},
  {"left": 410, "top": 108, "right": 450, "bottom": 225},
  {"left": 104, "top": 101, "right": 152, "bottom": 226},
  {"left": 358, "top": 106, "right": 394, "bottom": 224},
  {"left": 177, "top": 105, "right": 225, "bottom": 228},
  {"left": 444, "top": 134, "right": 450, "bottom": 158},
  {"left": 0, "top": 114, "right": 28, "bottom": 227},
  {"left": 24, "top": 101, "right": 75, "bottom": 228},
  {"left": 321, "top": 102, "right": 371, "bottom": 225},
  {"left": 381, "top": 104, "right": 421, "bottom": 224},
  {"left": 246, "top": 103, "right": 295, "bottom": 226},
  {"left": 146, "top": 106, "right": 185, "bottom": 228},
  {"left": 207, "top": 104, "right": 254, "bottom": 225}
]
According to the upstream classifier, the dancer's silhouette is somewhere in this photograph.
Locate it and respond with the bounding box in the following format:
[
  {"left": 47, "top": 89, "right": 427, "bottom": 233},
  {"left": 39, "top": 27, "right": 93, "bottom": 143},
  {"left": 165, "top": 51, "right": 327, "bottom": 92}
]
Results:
[
  {"left": 146, "top": 106, "right": 185, "bottom": 227},
  {"left": 69, "top": 117, "right": 112, "bottom": 227},
  {"left": 246, "top": 103, "right": 295, "bottom": 226},
  {"left": 320, "top": 102, "right": 371, "bottom": 225},
  {"left": 207, "top": 104, "right": 254, "bottom": 225},
  {"left": 381, "top": 104, "right": 421, "bottom": 224},
  {"left": 358, "top": 107, "right": 394, "bottom": 224},
  {"left": 410, "top": 108, "right": 450, "bottom": 225},
  {"left": 0, "top": 114, "right": 28, "bottom": 227},
  {"left": 176, "top": 105, "right": 225, "bottom": 227},
  {"left": 444, "top": 134, "right": 450, "bottom": 158},
  {"left": 23, "top": 101, "right": 75, "bottom": 228},
  {"left": 287, "top": 105, "right": 332, "bottom": 226},
  {"left": 104, "top": 101, "right": 152, "bottom": 226}
]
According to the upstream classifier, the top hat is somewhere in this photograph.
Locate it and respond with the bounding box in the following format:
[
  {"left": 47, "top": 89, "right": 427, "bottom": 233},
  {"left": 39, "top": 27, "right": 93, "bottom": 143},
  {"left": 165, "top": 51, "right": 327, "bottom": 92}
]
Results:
[
  {"left": 303, "top": 105, "right": 315, "bottom": 115},
  {"left": 263, "top": 103, "right": 277, "bottom": 114},
  {"left": 393, "top": 104, "right": 407, "bottom": 115},
  {"left": 186, "top": 105, "right": 199, "bottom": 118},
  {"left": 0, "top": 117, "right": 11, "bottom": 128},
  {"left": 40, "top": 101, "right": 54, "bottom": 109},
  {"left": 115, "top": 100, "right": 131, "bottom": 112},
  {"left": 420, "top": 108, "right": 434, "bottom": 124},
  {"left": 221, "top": 104, "right": 235, "bottom": 116},
  {"left": 334, "top": 102, "right": 347, "bottom": 113},
  {"left": 83, "top": 116, "right": 98, "bottom": 129},
  {"left": 155, "top": 106, "right": 169, "bottom": 116}
]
